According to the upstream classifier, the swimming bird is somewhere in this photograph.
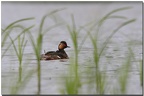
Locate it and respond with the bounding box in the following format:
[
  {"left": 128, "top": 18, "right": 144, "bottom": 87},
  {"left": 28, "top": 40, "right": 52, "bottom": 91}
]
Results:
[{"left": 40, "top": 41, "right": 70, "bottom": 60}]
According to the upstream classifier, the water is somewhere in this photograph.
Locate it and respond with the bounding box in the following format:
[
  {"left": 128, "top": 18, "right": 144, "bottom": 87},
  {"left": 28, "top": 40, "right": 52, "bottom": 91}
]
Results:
[{"left": 1, "top": 1, "right": 142, "bottom": 94}]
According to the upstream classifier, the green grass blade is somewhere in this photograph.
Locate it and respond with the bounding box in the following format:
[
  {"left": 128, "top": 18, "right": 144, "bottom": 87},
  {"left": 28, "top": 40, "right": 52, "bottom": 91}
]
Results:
[
  {"left": 9, "top": 36, "right": 19, "bottom": 58},
  {"left": 39, "top": 8, "right": 66, "bottom": 35},
  {"left": 2, "top": 25, "right": 34, "bottom": 58},
  {"left": 47, "top": 8, "right": 66, "bottom": 16},
  {"left": 2, "top": 25, "right": 25, "bottom": 47},
  {"left": 99, "top": 19, "right": 136, "bottom": 57},
  {"left": 108, "top": 16, "right": 127, "bottom": 19},
  {"left": 3, "top": 17, "right": 34, "bottom": 33},
  {"left": 118, "top": 47, "right": 132, "bottom": 93},
  {"left": 98, "top": 7, "right": 132, "bottom": 27},
  {"left": 22, "top": 40, "right": 28, "bottom": 56},
  {"left": 43, "top": 23, "right": 64, "bottom": 35},
  {"left": 10, "top": 69, "right": 36, "bottom": 94},
  {"left": 96, "top": 7, "right": 132, "bottom": 39}
]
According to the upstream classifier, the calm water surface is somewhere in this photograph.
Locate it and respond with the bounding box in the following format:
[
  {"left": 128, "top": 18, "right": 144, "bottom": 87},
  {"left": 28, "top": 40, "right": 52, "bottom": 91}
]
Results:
[{"left": 1, "top": 2, "right": 142, "bottom": 94}]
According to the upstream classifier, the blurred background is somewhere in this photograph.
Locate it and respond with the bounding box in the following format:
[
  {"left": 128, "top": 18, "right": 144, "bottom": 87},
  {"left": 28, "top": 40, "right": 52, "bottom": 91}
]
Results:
[{"left": 1, "top": 1, "right": 142, "bottom": 95}]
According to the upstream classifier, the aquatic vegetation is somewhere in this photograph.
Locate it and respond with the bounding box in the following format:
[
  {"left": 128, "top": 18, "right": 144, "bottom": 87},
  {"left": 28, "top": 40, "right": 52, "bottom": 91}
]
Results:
[
  {"left": 1, "top": 6, "right": 142, "bottom": 95},
  {"left": 61, "top": 15, "right": 81, "bottom": 94},
  {"left": 26, "top": 8, "right": 65, "bottom": 95},
  {"left": 1, "top": 18, "right": 34, "bottom": 57},
  {"left": 117, "top": 48, "right": 133, "bottom": 94},
  {"left": 9, "top": 33, "right": 27, "bottom": 82},
  {"left": 59, "top": 7, "right": 138, "bottom": 94},
  {"left": 1, "top": 18, "right": 35, "bottom": 94},
  {"left": 79, "top": 7, "right": 135, "bottom": 94}
]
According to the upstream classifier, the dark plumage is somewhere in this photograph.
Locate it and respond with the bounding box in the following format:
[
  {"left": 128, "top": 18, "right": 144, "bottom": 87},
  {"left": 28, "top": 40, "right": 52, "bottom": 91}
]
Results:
[{"left": 40, "top": 41, "right": 70, "bottom": 60}]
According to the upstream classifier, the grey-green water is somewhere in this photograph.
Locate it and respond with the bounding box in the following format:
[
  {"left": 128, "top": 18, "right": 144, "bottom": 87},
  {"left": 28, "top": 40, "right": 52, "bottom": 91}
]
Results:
[{"left": 1, "top": 2, "right": 142, "bottom": 95}]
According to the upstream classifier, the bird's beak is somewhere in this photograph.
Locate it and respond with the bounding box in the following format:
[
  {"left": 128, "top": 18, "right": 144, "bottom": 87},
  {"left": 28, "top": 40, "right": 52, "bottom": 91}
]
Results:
[{"left": 67, "top": 46, "right": 70, "bottom": 48}]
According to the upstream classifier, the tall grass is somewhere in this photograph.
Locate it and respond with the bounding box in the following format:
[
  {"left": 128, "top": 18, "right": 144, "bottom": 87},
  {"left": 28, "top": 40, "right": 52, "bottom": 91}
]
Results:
[
  {"left": 26, "top": 8, "right": 65, "bottom": 95},
  {"left": 8, "top": 26, "right": 35, "bottom": 83},
  {"left": 2, "top": 7, "right": 141, "bottom": 95},
  {"left": 2, "top": 18, "right": 34, "bottom": 47},
  {"left": 1, "top": 18, "right": 37, "bottom": 94},
  {"left": 117, "top": 47, "right": 133, "bottom": 94},
  {"left": 2, "top": 8, "right": 65, "bottom": 95},
  {"left": 61, "top": 15, "right": 81, "bottom": 94},
  {"left": 9, "top": 33, "right": 27, "bottom": 82},
  {"left": 61, "top": 7, "right": 137, "bottom": 94},
  {"left": 1, "top": 18, "right": 35, "bottom": 94},
  {"left": 2, "top": 17, "right": 34, "bottom": 58},
  {"left": 86, "top": 26, "right": 106, "bottom": 94},
  {"left": 80, "top": 7, "right": 135, "bottom": 94},
  {"left": 10, "top": 69, "right": 36, "bottom": 94}
]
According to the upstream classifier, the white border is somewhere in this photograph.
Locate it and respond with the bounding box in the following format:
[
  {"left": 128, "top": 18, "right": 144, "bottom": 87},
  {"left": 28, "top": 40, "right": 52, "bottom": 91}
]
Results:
[{"left": 0, "top": 0, "right": 144, "bottom": 1}]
